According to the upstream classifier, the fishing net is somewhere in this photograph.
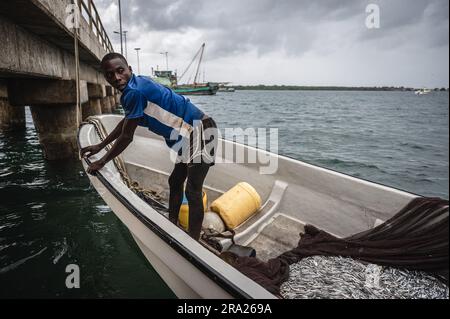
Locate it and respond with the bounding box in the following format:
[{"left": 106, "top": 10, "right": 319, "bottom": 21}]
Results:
[
  {"left": 280, "top": 256, "right": 449, "bottom": 299},
  {"left": 222, "top": 197, "right": 449, "bottom": 298}
]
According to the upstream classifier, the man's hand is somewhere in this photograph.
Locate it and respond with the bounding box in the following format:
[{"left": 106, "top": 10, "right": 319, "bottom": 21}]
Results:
[
  {"left": 87, "top": 159, "right": 106, "bottom": 175},
  {"left": 83, "top": 118, "right": 139, "bottom": 176},
  {"left": 80, "top": 144, "right": 103, "bottom": 159}
]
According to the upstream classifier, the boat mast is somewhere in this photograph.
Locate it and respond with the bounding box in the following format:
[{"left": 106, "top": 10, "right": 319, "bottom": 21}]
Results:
[
  {"left": 159, "top": 51, "right": 169, "bottom": 71},
  {"left": 178, "top": 44, "right": 204, "bottom": 84},
  {"left": 193, "top": 43, "right": 205, "bottom": 85}
]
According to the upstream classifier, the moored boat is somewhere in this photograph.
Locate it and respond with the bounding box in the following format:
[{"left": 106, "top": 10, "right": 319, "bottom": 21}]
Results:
[
  {"left": 217, "top": 82, "right": 236, "bottom": 93},
  {"left": 78, "top": 115, "right": 448, "bottom": 299},
  {"left": 415, "top": 88, "right": 432, "bottom": 95},
  {"left": 152, "top": 69, "right": 218, "bottom": 96},
  {"left": 174, "top": 83, "right": 219, "bottom": 96}
]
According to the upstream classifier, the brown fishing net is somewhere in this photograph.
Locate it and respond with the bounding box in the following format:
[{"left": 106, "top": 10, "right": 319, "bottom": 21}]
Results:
[{"left": 221, "top": 197, "right": 449, "bottom": 297}]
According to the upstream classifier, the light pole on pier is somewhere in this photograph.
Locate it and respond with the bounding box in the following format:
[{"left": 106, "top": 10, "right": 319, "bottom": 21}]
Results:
[
  {"left": 123, "top": 31, "right": 128, "bottom": 59},
  {"left": 114, "top": 30, "right": 128, "bottom": 59},
  {"left": 135, "top": 48, "right": 141, "bottom": 75},
  {"left": 118, "top": 0, "right": 123, "bottom": 55}
]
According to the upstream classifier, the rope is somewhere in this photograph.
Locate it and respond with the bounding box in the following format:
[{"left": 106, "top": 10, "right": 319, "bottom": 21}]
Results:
[
  {"left": 73, "top": 0, "right": 81, "bottom": 127},
  {"left": 80, "top": 119, "right": 235, "bottom": 256},
  {"left": 82, "top": 117, "right": 168, "bottom": 211}
]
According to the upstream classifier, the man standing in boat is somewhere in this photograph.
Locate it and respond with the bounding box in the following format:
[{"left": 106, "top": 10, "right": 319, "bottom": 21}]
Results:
[{"left": 80, "top": 53, "right": 218, "bottom": 240}]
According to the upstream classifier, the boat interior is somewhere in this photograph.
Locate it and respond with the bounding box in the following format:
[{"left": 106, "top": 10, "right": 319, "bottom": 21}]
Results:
[{"left": 91, "top": 115, "right": 417, "bottom": 262}]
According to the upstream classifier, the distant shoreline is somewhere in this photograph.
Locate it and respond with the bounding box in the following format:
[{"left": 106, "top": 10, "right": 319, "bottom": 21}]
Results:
[{"left": 233, "top": 85, "right": 449, "bottom": 92}]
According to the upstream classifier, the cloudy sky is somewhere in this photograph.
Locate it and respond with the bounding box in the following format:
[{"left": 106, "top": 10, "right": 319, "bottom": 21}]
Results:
[{"left": 93, "top": 0, "right": 449, "bottom": 87}]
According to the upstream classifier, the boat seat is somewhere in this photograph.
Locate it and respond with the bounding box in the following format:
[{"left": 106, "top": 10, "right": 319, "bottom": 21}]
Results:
[{"left": 217, "top": 180, "right": 289, "bottom": 251}]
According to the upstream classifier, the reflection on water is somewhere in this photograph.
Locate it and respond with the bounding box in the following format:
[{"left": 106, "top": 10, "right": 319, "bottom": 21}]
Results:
[{"left": 0, "top": 109, "right": 175, "bottom": 298}]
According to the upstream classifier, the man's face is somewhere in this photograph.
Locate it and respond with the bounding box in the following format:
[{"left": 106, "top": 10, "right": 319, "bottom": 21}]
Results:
[{"left": 102, "top": 58, "right": 132, "bottom": 91}]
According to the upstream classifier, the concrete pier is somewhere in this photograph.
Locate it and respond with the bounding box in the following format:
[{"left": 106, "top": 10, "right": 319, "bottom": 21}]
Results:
[
  {"left": 101, "top": 95, "right": 112, "bottom": 114},
  {"left": 114, "top": 90, "right": 121, "bottom": 107},
  {"left": 8, "top": 79, "right": 88, "bottom": 160},
  {"left": 109, "top": 95, "right": 116, "bottom": 112},
  {"left": 82, "top": 83, "right": 103, "bottom": 120},
  {"left": 0, "top": 0, "right": 113, "bottom": 160},
  {"left": 82, "top": 99, "right": 102, "bottom": 121},
  {"left": 0, "top": 80, "right": 25, "bottom": 131},
  {"left": 104, "top": 86, "right": 115, "bottom": 112},
  {"left": 30, "top": 104, "right": 79, "bottom": 160}
]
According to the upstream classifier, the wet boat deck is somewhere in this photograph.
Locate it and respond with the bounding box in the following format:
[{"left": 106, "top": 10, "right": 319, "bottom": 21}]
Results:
[{"left": 248, "top": 213, "right": 305, "bottom": 261}]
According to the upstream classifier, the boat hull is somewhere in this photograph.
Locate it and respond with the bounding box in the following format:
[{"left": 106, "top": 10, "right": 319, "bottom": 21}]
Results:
[
  {"left": 174, "top": 86, "right": 218, "bottom": 95},
  {"left": 85, "top": 173, "right": 226, "bottom": 298}
]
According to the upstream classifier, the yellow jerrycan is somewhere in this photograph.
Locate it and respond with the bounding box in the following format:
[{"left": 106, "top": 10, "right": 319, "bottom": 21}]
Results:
[
  {"left": 179, "top": 191, "right": 208, "bottom": 230},
  {"left": 210, "top": 182, "right": 261, "bottom": 230}
]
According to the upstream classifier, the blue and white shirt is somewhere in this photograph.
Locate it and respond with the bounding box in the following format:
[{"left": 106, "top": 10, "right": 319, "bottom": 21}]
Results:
[{"left": 120, "top": 74, "right": 205, "bottom": 148}]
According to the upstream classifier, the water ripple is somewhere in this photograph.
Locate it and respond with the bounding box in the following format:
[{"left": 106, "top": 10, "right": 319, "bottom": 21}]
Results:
[{"left": 0, "top": 247, "right": 47, "bottom": 274}]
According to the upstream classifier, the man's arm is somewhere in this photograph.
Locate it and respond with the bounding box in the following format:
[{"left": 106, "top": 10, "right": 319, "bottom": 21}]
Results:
[
  {"left": 86, "top": 117, "right": 140, "bottom": 174},
  {"left": 80, "top": 118, "right": 125, "bottom": 158},
  {"left": 99, "top": 118, "right": 125, "bottom": 148}
]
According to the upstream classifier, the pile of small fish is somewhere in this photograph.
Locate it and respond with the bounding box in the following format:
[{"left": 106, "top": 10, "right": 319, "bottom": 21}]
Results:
[{"left": 280, "top": 256, "right": 449, "bottom": 299}]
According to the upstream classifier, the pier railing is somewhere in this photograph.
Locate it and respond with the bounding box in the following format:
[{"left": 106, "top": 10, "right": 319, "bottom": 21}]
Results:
[{"left": 78, "top": 0, "right": 113, "bottom": 52}]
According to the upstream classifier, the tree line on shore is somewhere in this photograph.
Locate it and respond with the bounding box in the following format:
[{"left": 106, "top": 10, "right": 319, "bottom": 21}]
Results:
[{"left": 233, "top": 85, "right": 449, "bottom": 91}]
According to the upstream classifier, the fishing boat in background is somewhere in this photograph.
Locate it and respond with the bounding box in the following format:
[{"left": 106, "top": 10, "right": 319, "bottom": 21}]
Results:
[
  {"left": 152, "top": 70, "right": 178, "bottom": 88},
  {"left": 218, "top": 82, "right": 236, "bottom": 93},
  {"left": 174, "top": 83, "right": 219, "bottom": 96},
  {"left": 152, "top": 70, "right": 219, "bottom": 96},
  {"left": 415, "top": 88, "right": 432, "bottom": 95},
  {"left": 152, "top": 43, "right": 219, "bottom": 96}
]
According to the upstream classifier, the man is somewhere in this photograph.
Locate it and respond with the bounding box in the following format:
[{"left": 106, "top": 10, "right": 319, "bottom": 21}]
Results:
[{"left": 80, "top": 53, "right": 218, "bottom": 240}]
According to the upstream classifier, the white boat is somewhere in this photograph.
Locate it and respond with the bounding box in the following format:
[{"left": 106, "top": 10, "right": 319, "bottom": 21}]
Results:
[
  {"left": 218, "top": 87, "right": 236, "bottom": 93},
  {"left": 77, "top": 115, "right": 419, "bottom": 299},
  {"left": 415, "top": 88, "right": 431, "bottom": 95}
]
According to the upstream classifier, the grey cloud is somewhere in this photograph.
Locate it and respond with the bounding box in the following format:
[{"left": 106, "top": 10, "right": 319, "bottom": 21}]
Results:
[
  {"left": 95, "top": 0, "right": 449, "bottom": 60},
  {"left": 97, "top": 0, "right": 365, "bottom": 56},
  {"left": 360, "top": 0, "right": 449, "bottom": 49}
]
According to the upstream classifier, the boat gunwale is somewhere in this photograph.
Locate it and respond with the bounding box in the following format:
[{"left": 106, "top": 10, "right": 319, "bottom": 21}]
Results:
[{"left": 227, "top": 138, "right": 421, "bottom": 199}]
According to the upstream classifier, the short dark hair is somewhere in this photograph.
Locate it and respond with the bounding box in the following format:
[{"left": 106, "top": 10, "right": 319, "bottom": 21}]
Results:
[{"left": 101, "top": 52, "right": 128, "bottom": 67}]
